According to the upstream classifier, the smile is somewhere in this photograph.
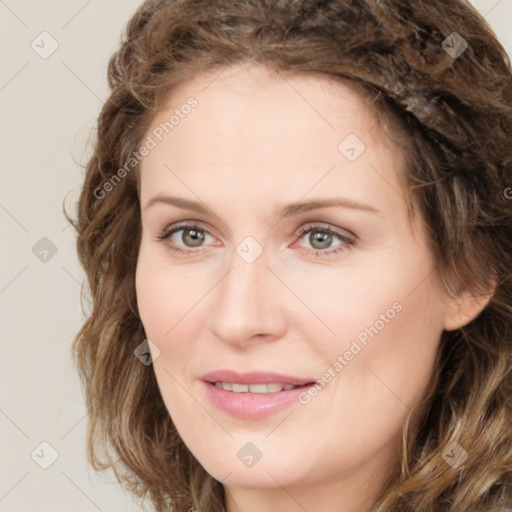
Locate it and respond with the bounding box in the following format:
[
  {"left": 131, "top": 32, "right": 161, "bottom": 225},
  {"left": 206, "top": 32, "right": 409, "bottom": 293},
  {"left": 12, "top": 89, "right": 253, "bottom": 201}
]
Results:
[{"left": 213, "top": 382, "right": 301, "bottom": 393}]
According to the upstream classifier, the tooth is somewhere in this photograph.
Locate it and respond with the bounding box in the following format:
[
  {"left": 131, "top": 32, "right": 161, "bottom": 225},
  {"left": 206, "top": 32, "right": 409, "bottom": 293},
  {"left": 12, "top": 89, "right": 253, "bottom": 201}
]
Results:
[
  {"left": 216, "top": 382, "right": 300, "bottom": 393},
  {"left": 248, "top": 384, "right": 268, "bottom": 393},
  {"left": 232, "top": 383, "right": 249, "bottom": 392}
]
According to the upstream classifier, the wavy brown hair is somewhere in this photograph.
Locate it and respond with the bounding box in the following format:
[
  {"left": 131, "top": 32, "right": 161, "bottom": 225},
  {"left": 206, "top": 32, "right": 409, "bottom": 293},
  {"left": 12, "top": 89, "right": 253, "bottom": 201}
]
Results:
[{"left": 64, "top": 0, "right": 512, "bottom": 510}]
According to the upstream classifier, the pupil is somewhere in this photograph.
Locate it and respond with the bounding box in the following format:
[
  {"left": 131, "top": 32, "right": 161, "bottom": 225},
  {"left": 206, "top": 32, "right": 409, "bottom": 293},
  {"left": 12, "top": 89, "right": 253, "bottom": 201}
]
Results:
[
  {"left": 184, "top": 229, "right": 204, "bottom": 247},
  {"left": 310, "top": 231, "right": 331, "bottom": 250}
]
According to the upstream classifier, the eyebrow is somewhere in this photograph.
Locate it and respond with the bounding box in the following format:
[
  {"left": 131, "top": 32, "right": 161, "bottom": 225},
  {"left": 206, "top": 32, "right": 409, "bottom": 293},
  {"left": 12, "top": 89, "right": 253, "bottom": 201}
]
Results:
[{"left": 143, "top": 195, "right": 380, "bottom": 216}]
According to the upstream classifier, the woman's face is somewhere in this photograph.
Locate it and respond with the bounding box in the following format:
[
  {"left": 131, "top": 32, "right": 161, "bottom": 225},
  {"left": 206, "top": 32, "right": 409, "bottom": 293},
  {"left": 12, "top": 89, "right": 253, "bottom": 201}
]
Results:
[{"left": 135, "top": 63, "right": 454, "bottom": 509}]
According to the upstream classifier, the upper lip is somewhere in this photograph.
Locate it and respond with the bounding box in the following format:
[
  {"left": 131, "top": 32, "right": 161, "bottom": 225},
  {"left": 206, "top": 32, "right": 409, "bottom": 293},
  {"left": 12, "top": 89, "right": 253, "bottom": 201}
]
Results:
[{"left": 201, "top": 370, "right": 315, "bottom": 386}]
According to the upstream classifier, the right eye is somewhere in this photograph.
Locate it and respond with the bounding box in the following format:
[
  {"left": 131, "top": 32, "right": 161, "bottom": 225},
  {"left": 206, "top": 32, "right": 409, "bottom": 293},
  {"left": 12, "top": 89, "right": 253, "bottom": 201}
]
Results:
[{"left": 155, "top": 221, "right": 216, "bottom": 253}]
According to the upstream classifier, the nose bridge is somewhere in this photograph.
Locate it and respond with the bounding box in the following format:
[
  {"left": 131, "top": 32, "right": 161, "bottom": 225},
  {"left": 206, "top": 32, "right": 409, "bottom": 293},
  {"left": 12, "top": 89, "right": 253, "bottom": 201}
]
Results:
[{"left": 207, "top": 242, "right": 286, "bottom": 344}]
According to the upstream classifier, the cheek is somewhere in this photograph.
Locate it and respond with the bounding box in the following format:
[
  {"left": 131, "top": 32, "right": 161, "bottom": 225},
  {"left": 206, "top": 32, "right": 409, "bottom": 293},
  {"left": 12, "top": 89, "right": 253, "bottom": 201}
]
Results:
[
  {"left": 135, "top": 266, "right": 169, "bottom": 341},
  {"left": 135, "top": 245, "right": 220, "bottom": 414},
  {"left": 287, "top": 276, "right": 444, "bottom": 476},
  {"left": 135, "top": 246, "right": 204, "bottom": 346},
  {"left": 313, "top": 264, "right": 444, "bottom": 434},
  {"left": 135, "top": 255, "right": 201, "bottom": 412},
  {"left": 297, "top": 248, "right": 445, "bottom": 419}
]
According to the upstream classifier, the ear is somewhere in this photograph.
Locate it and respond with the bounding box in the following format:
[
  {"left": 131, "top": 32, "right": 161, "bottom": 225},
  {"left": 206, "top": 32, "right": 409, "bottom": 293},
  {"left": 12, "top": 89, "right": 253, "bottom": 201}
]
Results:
[{"left": 443, "top": 280, "right": 496, "bottom": 331}]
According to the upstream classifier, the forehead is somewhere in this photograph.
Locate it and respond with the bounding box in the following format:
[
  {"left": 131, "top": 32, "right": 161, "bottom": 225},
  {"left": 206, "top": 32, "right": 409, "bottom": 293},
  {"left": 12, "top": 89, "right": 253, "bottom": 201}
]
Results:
[
  {"left": 138, "top": 63, "right": 409, "bottom": 219},
  {"left": 148, "top": 63, "right": 382, "bottom": 149}
]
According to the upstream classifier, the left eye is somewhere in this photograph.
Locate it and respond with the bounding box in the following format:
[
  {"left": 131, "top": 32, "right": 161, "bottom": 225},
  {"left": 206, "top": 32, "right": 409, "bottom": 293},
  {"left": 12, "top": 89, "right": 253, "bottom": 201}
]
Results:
[
  {"left": 293, "top": 224, "right": 354, "bottom": 255},
  {"left": 298, "top": 229, "right": 339, "bottom": 250},
  {"left": 172, "top": 227, "right": 206, "bottom": 247}
]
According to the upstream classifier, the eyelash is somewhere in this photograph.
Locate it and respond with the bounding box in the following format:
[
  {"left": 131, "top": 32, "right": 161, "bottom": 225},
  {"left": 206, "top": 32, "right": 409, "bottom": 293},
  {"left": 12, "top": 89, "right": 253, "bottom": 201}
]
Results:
[{"left": 154, "top": 221, "right": 355, "bottom": 257}]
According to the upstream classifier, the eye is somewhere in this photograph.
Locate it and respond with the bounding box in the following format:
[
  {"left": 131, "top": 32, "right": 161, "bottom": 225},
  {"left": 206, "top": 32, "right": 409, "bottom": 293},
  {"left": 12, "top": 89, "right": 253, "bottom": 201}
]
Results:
[
  {"left": 154, "top": 221, "right": 355, "bottom": 257},
  {"left": 293, "top": 223, "right": 355, "bottom": 257},
  {"left": 154, "top": 221, "right": 215, "bottom": 254}
]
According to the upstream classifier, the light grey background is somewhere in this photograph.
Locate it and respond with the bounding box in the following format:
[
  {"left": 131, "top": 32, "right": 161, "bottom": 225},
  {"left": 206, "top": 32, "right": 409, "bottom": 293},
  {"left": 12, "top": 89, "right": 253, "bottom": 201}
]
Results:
[{"left": 0, "top": 1, "right": 510, "bottom": 510}]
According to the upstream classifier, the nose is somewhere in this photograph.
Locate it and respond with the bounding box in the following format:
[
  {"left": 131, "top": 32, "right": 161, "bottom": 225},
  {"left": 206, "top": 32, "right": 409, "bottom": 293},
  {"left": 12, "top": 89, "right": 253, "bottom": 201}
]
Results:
[{"left": 206, "top": 247, "right": 288, "bottom": 348}]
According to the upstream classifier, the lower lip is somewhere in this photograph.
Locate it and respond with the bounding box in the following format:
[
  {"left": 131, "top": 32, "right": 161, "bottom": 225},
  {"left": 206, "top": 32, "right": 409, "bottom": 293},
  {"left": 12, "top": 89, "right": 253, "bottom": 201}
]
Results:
[{"left": 202, "top": 381, "right": 314, "bottom": 419}]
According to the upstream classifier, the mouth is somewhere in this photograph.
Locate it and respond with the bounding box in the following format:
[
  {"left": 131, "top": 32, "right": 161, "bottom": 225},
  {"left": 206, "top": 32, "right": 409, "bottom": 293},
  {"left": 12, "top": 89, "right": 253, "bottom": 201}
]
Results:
[
  {"left": 211, "top": 382, "right": 309, "bottom": 393},
  {"left": 201, "top": 369, "right": 315, "bottom": 386},
  {"left": 201, "top": 370, "right": 317, "bottom": 419}
]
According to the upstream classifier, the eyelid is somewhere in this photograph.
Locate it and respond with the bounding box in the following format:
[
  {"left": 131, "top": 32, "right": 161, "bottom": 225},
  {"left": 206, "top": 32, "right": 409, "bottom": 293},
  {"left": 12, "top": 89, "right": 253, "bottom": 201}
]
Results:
[
  {"left": 294, "top": 222, "right": 355, "bottom": 242},
  {"left": 154, "top": 220, "right": 214, "bottom": 244}
]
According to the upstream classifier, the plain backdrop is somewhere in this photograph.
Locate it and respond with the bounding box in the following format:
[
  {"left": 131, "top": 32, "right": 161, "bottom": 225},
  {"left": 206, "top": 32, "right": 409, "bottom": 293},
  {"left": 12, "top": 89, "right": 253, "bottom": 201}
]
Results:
[{"left": 0, "top": 1, "right": 511, "bottom": 510}]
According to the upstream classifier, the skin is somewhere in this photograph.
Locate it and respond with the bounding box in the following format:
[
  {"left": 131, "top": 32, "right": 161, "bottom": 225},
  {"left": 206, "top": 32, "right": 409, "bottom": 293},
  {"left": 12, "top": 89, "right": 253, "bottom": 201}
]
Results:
[{"left": 135, "top": 63, "right": 488, "bottom": 512}]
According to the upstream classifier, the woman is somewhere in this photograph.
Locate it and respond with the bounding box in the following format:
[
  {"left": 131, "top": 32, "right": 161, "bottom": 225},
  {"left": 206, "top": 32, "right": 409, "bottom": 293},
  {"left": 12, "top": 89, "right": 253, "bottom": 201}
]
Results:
[{"left": 65, "top": 0, "right": 512, "bottom": 510}]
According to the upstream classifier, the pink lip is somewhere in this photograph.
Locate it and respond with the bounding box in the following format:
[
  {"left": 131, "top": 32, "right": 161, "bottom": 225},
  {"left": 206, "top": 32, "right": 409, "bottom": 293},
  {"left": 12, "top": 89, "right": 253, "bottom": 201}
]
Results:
[
  {"left": 201, "top": 370, "right": 316, "bottom": 419},
  {"left": 201, "top": 370, "right": 314, "bottom": 386}
]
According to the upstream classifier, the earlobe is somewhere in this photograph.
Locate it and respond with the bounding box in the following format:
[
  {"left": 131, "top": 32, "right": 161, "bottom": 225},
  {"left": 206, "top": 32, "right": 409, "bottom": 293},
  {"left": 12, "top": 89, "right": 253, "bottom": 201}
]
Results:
[{"left": 443, "top": 282, "right": 496, "bottom": 331}]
